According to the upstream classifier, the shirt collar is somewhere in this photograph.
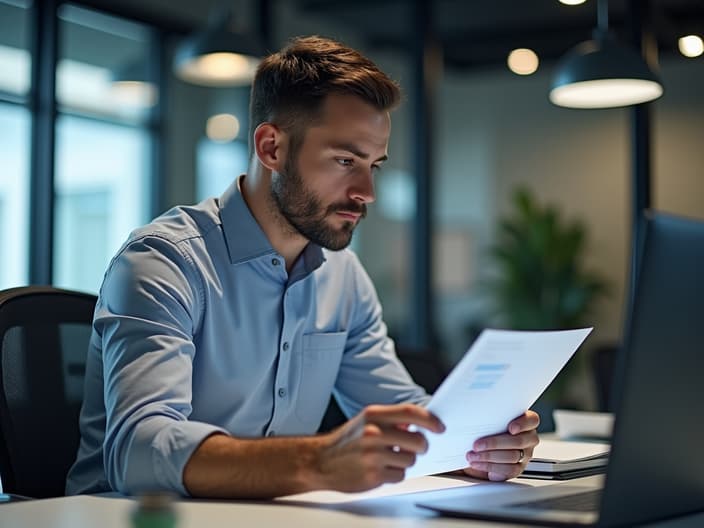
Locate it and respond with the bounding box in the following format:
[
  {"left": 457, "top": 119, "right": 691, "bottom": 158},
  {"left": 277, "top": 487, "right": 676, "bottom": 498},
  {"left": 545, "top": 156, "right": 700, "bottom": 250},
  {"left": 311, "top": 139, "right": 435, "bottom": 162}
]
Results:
[{"left": 218, "top": 176, "right": 326, "bottom": 273}]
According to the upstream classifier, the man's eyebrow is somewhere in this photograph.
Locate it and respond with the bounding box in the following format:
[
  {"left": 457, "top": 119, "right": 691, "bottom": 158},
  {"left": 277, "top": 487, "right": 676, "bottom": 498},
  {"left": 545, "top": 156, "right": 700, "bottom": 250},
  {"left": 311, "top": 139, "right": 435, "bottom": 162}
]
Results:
[{"left": 330, "top": 142, "right": 388, "bottom": 163}]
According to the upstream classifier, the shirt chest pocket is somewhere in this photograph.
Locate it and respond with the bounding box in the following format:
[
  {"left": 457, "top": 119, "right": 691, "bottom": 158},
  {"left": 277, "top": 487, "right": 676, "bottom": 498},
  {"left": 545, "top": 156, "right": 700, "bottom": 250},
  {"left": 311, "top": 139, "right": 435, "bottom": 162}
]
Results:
[{"left": 294, "top": 332, "right": 347, "bottom": 426}]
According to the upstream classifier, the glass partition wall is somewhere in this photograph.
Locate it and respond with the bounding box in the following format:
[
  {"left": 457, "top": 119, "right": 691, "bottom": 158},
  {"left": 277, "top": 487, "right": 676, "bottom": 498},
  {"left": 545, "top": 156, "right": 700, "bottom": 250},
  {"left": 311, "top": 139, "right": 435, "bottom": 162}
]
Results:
[
  {"left": 0, "top": 1, "right": 159, "bottom": 294},
  {"left": 0, "top": 0, "right": 31, "bottom": 290},
  {"left": 53, "top": 4, "right": 155, "bottom": 293}
]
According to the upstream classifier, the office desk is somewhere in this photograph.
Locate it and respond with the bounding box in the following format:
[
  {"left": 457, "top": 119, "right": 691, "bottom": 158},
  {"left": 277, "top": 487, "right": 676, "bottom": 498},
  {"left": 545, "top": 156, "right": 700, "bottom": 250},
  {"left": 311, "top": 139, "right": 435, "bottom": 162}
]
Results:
[{"left": 1, "top": 476, "right": 703, "bottom": 527}]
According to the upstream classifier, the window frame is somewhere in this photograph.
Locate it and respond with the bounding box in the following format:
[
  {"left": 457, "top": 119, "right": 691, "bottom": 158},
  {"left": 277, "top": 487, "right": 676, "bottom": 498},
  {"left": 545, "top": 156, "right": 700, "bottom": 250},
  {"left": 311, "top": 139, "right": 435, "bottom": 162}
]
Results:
[{"left": 10, "top": 0, "right": 166, "bottom": 287}]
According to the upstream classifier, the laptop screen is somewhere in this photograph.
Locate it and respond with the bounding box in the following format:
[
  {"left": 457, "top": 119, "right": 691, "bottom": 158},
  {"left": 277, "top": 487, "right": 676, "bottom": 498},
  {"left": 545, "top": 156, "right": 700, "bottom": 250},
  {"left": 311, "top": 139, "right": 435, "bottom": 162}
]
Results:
[{"left": 600, "top": 212, "right": 704, "bottom": 526}]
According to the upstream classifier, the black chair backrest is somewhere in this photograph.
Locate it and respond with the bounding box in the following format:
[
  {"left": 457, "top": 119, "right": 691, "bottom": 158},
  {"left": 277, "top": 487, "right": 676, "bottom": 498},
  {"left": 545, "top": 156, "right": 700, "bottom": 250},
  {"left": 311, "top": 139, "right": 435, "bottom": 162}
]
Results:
[{"left": 0, "top": 286, "right": 96, "bottom": 498}]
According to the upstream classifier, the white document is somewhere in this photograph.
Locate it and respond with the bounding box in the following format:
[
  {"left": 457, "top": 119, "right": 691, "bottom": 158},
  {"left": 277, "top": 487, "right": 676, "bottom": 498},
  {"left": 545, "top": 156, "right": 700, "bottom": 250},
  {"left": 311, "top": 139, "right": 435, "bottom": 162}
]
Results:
[{"left": 406, "top": 327, "right": 592, "bottom": 478}]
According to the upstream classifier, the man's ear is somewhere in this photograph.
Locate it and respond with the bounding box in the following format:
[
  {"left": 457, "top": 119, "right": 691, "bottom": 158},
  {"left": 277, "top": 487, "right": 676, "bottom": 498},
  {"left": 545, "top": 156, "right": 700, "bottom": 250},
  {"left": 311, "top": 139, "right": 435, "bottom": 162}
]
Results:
[{"left": 253, "top": 123, "right": 285, "bottom": 172}]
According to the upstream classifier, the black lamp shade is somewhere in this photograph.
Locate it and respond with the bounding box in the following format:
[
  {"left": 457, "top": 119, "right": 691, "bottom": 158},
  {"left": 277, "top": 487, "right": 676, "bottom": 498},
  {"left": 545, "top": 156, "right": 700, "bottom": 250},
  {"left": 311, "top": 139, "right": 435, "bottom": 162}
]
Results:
[
  {"left": 550, "top": 34, "right": 663, "bottom": 108},
  {"left": 174, "top": 17, "right": 265, "bottom": 87}
]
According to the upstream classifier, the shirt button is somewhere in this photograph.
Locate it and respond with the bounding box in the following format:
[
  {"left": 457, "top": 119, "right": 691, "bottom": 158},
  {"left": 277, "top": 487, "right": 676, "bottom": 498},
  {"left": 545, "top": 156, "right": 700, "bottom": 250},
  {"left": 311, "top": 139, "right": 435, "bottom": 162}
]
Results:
[
  {"left": 278, "top": 388, "right": 286, "bottom": 398},
  {"left": 282, "top": 341, "right": 289, "bottom": 351},
  {"left": 271, "top": 258, "right": 280, "bottom": 266}
]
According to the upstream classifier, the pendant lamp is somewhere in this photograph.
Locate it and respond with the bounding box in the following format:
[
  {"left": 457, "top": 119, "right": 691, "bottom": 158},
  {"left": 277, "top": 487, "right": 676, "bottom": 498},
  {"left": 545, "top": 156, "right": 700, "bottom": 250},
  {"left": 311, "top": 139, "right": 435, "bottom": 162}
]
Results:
[
  {"left": 549, "top": 0, "right": 663, "bottom": 108},
  {"left": 174, "top": 8, "right": 264, "bottom": 87}
]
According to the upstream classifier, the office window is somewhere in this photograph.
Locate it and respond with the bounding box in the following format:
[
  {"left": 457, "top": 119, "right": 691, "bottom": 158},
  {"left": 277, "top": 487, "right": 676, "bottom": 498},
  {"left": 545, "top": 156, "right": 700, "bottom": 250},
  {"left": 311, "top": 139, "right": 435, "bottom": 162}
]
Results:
[
  {"left": 0, "top": 0, "right": 31, "bottom": 289},
  {"left": 54, "top": 115, "right": 150, "bottom": 293},
  {"left": 0, "top": 0, "right": 31, "bottom": 97},
  {"left": 56, "top": 4, "right": 156, "bottom": 120},
  {"left": 54, "top": 5, "right": 155, "bottom": 293},
  {"left": 196, "top": 138, "right": 248, "bottom": 201},
  {"left": 0, "top": 106, "right": 30, "bottom": 289}
]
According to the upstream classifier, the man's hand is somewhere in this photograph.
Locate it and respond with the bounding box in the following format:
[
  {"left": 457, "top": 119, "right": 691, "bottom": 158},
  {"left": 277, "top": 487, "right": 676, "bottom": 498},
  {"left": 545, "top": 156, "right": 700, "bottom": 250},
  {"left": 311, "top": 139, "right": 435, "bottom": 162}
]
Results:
[
  {"left": 462, "top": 410, "right": 540, "bottom": 481},
  {"left": 314, "top": 403, "right": 445, "bottom": 493}
]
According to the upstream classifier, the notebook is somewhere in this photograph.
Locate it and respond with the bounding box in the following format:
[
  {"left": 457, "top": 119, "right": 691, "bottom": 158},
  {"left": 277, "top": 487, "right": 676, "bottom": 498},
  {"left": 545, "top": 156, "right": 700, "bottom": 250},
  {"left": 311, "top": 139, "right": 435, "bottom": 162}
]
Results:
[
  {"left": 417, "top": 212, "right": 704, "bottom": 526},
  {"left": 521, "top": 440, "right": 609, "bottom": 480}
]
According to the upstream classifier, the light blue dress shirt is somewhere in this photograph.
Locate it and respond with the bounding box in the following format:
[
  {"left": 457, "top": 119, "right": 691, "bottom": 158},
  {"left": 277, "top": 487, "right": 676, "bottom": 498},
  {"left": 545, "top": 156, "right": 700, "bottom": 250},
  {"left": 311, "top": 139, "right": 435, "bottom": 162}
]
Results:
[{"left": 66, "top": 177, "right": 429, "bottom": 496}]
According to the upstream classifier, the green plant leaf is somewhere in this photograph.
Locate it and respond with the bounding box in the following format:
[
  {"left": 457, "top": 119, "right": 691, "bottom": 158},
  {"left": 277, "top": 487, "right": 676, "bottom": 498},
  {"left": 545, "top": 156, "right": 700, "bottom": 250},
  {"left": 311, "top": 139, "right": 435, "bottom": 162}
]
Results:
[{"left": 485, "top": 186, "right": 610, "bottom": 400}]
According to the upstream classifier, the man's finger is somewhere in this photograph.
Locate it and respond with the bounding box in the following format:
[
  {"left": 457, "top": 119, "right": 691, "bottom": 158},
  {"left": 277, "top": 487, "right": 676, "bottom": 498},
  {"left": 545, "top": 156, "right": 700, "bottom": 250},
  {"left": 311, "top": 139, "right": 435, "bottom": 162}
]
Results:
[
  {"left": 382, "top": 448, "right": 417, "bottom": 469},
  {"left": 462, "top": 467, "right": 489, "bottom": 480},
  {"left": 381, "top": 467, "right": 406, "bottom": 484},
  {"left": 467, "top": 447, "right": 531, "bottom": 464},
  {"left": 466, "top": 461, "right": 522, "bottom": 480},
  {"left": 362, "top": 425, "right": 429, "bottom": 454},
  {"left": 508, "top": 410, "right": 540, "bottom": 435},
  {"left": 363, "top": 404, "right": 445, "bottom": 433},
  {"left": 473, "top": 430, "right": 538, "bottom": 451}
]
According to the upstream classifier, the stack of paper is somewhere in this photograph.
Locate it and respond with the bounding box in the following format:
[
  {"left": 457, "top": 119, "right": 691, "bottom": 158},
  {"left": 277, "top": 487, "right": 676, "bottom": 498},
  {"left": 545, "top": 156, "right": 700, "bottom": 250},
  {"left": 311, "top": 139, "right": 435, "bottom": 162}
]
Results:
[{"left": 522, "top": 439, "right": 610, "bottom": 480}]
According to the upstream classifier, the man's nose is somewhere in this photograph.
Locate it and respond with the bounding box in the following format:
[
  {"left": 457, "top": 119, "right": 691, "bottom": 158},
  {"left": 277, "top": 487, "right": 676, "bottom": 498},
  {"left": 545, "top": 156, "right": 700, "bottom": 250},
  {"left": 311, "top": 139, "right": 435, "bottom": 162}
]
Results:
[{"left": 349, "top": 167, "right": 376, "bottom": 204}]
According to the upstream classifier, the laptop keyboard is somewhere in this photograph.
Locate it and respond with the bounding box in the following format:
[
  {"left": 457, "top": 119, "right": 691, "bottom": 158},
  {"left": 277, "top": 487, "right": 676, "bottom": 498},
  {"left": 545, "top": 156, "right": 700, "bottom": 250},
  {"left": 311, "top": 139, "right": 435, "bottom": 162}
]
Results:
[{"left": 511, "top": 489, "right": 602, "bottom": 512}]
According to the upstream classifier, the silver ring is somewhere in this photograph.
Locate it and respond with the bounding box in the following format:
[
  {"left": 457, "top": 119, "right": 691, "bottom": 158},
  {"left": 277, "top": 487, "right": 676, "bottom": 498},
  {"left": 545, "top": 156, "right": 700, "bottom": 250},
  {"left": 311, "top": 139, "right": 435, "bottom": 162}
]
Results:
[{"left": 517, "top": 449, "right": 525, "bottom": 464}]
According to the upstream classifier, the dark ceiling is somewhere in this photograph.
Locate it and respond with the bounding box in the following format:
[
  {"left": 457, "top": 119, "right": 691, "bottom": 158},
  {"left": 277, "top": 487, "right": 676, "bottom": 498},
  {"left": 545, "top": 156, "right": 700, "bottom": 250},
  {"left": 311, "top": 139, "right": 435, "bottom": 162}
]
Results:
[
  {"left": 294, "top": 0, "right": 704, "bottom": 70},
  {"left": 79, "top": 0, "right": 704, "bottom": 71}
]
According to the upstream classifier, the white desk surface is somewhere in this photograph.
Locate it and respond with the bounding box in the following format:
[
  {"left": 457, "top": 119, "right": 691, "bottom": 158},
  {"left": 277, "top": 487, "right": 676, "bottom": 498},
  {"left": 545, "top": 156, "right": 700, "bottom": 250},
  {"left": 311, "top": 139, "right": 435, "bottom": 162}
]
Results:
[{"left": 1, "top": 475, "right": 703, "bottom": 528}]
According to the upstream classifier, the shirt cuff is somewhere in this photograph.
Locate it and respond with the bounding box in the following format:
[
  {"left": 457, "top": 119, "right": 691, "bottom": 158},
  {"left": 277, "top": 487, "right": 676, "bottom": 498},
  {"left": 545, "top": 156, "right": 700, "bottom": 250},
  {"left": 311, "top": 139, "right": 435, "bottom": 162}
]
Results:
[{"left": 151, "top": 420, "right": 229, "bottom": 496}]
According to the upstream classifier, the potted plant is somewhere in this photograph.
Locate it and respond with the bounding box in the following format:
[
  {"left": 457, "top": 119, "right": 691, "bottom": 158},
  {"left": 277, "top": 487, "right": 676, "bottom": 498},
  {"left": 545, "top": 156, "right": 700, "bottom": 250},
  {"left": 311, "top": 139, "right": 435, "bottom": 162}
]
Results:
[{"left": 485, "top": 186, "right": 609, "bottom": 407}]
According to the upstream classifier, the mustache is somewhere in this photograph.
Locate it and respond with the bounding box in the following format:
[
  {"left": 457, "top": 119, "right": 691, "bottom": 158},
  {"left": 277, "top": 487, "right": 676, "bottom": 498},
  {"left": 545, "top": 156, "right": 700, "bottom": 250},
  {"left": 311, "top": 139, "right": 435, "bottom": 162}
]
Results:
[{"left": 326, "top": 202, "right": 367, "bottom": 218}]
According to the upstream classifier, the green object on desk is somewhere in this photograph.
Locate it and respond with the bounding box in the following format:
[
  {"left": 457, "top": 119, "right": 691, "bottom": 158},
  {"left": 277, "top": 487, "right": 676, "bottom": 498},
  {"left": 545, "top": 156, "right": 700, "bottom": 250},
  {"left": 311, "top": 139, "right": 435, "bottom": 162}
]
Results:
[{"left": 130, "top": 493, "right": 178, "bottom": 528}]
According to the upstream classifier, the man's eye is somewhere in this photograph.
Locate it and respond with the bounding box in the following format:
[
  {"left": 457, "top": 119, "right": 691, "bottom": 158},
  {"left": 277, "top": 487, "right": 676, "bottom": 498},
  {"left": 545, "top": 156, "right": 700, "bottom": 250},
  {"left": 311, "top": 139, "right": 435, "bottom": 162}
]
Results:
[
  {"left": 372, "top": 164, "right": 382, "bottom": 173},
  {"left": 337, "top": 158, "right": 353, "bottom": 167}
]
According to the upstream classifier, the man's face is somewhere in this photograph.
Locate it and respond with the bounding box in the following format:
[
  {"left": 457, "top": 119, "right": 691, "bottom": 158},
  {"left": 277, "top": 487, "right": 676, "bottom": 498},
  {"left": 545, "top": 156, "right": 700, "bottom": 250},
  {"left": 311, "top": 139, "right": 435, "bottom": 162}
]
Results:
[{"left": 271, "top": 94, "right": 390, "bottom": 251}]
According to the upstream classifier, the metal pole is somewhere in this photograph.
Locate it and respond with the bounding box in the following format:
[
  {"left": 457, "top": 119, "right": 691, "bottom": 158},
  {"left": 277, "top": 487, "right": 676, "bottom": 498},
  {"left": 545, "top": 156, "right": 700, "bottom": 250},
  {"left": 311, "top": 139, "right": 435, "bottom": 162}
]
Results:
[
  {"left": 257, "top": 0, "right": 272, "bottom": 51},
  {"left": 29, "top": 0, "right": 58, "bottom": 284},
  {"left": 597, "top": 0, "right": 609, "bottom": 33},
  {"left": 628, "top": 0, "right": 655, "bottom": 303},
  {"left": 409, "top": 0, "right": 439, "bottom": 348}
]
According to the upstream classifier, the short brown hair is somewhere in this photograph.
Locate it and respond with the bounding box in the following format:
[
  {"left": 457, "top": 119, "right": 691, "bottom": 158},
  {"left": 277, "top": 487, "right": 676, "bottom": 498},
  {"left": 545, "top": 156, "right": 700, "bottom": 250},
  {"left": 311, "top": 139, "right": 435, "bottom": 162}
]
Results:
[{"left": 249, "top": 35, "right": 401, "bottom": 156}]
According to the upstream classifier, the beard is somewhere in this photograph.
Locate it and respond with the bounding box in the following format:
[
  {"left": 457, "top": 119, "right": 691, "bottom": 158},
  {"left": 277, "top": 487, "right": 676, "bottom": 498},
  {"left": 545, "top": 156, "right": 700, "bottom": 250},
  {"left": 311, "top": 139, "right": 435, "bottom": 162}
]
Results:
[{"left": 270, "top": 153, "right": 366, "bottom": 251}]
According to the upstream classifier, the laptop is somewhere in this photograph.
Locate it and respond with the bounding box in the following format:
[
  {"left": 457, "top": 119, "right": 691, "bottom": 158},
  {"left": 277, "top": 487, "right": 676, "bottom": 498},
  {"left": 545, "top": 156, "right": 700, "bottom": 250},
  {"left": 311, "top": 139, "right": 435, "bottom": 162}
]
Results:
[{"left": 417, "top": 212, "right": 704, "bottom": 526}]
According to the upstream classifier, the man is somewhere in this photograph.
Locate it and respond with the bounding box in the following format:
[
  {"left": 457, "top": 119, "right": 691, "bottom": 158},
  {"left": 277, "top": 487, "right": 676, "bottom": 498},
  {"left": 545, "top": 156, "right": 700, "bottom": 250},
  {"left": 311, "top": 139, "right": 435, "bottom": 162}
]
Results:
[{"left": 66, "top": 36, "right": 539, "bottom": 499}]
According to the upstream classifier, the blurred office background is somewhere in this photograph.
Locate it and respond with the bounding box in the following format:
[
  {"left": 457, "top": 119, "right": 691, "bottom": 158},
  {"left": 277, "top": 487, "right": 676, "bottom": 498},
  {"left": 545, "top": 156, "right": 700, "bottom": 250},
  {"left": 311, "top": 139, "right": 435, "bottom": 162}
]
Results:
[{"left": 1, "top": 0, "right": 702, "bottom": 411}]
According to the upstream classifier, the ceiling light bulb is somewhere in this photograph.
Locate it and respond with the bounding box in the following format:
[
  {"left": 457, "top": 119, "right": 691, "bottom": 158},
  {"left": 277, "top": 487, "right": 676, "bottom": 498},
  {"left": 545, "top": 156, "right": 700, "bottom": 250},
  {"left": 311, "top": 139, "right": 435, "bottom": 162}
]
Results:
[
  {"left": 678, "top": 35, "right": 703, "bottom": 58},
  {"left": 206, "top": 113, "right": 240, "bottom": 142},
  {"left": 559, "top": 0, "right": 587, "bottom": 5},
  {"left": 550, "top": 78, "right": 663, "bottom": 108},
  {"left": 177, "top": 52, "right": 260, "bottom": 87},
  {"left": 507, "top": 48, "right": 539, "bottom": 75},
  {"left": 198, "top": 53, "right": 249, "bottom": 76}
]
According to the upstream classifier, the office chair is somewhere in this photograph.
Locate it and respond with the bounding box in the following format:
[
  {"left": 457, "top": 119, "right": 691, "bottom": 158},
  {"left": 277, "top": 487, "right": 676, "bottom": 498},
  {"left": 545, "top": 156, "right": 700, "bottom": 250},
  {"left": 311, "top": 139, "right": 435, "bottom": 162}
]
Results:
[{"left": 0, "top": 286, "right": 97, "bottom": 498}]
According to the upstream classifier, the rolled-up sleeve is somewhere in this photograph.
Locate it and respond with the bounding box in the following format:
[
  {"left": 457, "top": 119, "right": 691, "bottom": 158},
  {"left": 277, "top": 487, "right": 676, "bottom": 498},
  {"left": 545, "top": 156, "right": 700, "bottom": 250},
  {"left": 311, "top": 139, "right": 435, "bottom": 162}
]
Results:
[{"left": 97, "top": 235, "right": 227, "bottom": 495}]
